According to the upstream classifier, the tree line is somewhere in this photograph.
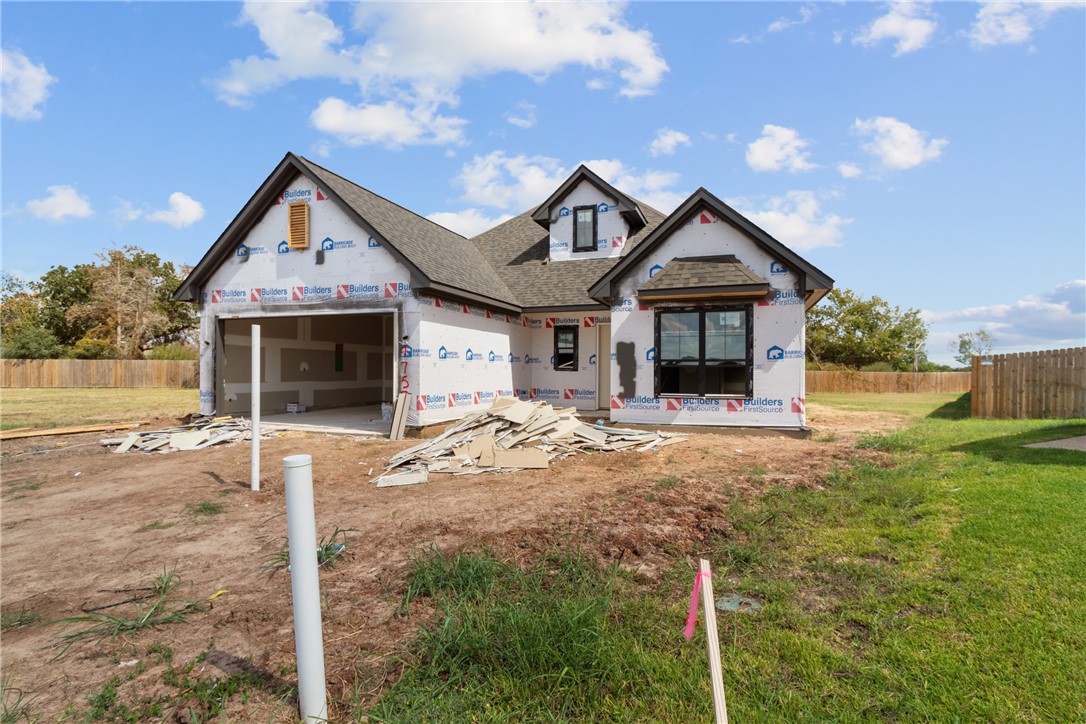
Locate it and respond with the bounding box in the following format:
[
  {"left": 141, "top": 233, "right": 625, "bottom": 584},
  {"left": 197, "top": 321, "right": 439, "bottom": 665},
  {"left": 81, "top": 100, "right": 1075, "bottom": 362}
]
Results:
[{"left": 1, "top": 246, "right": 196, "bottom": 360}]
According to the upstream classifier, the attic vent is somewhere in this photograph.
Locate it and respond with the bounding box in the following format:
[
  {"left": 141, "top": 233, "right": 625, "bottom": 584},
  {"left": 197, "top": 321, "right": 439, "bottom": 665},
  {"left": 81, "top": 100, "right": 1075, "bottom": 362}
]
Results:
[{"left": 287, "top": 201, "right": 309, "bottom": 249}]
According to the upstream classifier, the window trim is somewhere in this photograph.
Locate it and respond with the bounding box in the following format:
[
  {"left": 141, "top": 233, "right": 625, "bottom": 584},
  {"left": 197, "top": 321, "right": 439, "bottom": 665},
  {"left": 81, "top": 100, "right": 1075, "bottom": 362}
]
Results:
[
  {"left": 653, "top": 305, "right": 753, "bottom": 398},
  {"left": 572, "top": 205, "right": 598, "bottom": 253},
  {"left": 553, "top": 324, "right": 579, "bottom": 371}
]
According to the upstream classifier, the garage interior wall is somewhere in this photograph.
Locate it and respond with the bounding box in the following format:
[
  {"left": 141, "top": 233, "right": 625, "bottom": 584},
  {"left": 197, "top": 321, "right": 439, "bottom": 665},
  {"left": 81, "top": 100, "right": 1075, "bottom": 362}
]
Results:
[{"left": 220, "top": 313, "right": 392, "bottom": 415}]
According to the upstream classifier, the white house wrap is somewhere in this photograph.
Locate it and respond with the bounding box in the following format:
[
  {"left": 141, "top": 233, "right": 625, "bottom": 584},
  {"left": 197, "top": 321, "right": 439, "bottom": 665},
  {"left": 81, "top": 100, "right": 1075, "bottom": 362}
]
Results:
[{"left": 176, "top": 154, "right": 833, "bottom": 431}]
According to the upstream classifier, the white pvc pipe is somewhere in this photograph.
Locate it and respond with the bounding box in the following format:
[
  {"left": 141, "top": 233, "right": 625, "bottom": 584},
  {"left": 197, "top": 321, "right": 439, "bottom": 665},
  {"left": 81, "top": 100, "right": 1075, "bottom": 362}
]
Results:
[
  {"left": 251, "top": 324, "right": 261, "bottom": 492},
  {"left": 283, "top": 454, "right": 327, "bottom": 723}
]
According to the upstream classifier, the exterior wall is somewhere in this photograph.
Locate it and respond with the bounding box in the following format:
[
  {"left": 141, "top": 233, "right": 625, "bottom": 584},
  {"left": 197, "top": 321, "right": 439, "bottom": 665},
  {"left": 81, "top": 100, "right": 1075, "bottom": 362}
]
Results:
[
  {"left": 521, "top": 312, "right": 608, "bottom": 410},
  {"left": 609, "top": 209, "right": 808, "bottom": 427},
  {"left": 196, "top": 173, "right": 417, "bottom": 414},
  {"left": 548, "top": 180, "right": 630, "bottom": 262},
  {"left": 407, "top": 296, "right": 527, "bottom": 426}
]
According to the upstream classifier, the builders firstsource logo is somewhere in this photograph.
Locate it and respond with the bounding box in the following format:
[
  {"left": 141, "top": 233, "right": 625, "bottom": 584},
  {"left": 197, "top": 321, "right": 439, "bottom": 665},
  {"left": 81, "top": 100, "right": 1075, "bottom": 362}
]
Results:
[
  {"left": 611, "top": 395, "right": 660, "bottom": 411},
  {"left": 291, "top": 285, "right": 333, "bottom": 301},
  {"left": 563, "top": 388, "right": 595, "bottom": 401},
  {"left": 336, "top": 283, "right": 381, "bottom": 300},
  {"left": 546, "top": 317, "right": 581, "bottom": 328},
  {"left": 449, "top": 392, "right": 473, "bottom": 407},
  {"left": 758, "top": 289, "right": 803, "bottom": 307},
  {"left": 728, "top": 398, "right": 785, "bottom": 414},
  {"left": 386, "top": 280, "right": 410, "bottom": 297},
  {"left": 415, "top": 394, "right": 448, "bottom": 410}
]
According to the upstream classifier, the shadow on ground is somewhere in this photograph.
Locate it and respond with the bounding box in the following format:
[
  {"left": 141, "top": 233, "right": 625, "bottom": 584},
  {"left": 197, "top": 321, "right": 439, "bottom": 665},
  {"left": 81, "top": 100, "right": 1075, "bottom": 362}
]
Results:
[{"left": 951, "top": 423, "right": 1086, "bottom": 466}]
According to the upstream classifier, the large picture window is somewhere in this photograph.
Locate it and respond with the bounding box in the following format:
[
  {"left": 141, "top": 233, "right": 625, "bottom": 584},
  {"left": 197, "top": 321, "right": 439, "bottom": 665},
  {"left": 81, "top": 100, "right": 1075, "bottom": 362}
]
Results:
[
  {"left": 655, "top": 306, "right": 752, "bottom": 397},
  {"left": 554, "top": 325, "right": 578, "bottom": 371},
  {"left": 573, "top": 205, "right": 597, "bottom": 252}
]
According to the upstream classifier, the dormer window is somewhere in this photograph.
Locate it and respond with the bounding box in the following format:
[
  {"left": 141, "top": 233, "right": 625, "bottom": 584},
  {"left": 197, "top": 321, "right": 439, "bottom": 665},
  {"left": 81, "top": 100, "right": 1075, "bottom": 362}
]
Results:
[{"left": 573, "top": 205, "right": 597, "bottom": 252}]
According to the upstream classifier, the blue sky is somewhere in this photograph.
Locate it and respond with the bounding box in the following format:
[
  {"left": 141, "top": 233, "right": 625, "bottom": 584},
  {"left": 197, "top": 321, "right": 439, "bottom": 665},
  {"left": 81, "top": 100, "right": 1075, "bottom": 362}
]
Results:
[{"left": 2, "top": 1, "right": 1083, "bottom": 364}]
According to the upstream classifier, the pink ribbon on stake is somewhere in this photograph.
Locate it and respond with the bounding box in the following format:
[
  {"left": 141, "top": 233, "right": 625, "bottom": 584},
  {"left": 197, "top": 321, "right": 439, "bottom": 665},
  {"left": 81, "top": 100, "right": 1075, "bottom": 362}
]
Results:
[{"left": 683, "top": 570, "right": 710, "bottom": 640}]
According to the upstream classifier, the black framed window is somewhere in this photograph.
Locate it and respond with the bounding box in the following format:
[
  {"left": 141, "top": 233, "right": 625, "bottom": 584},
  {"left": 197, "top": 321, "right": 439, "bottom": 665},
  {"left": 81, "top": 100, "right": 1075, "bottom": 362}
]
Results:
[
  {"left": 573, "top": 205, "right": 597, "bottom": 252},
  {"left": 655, "top": 306, "right": 752, "bottom": 397},
  {"left": 554, "top": 325, "right": 578, "bottom": 371}
]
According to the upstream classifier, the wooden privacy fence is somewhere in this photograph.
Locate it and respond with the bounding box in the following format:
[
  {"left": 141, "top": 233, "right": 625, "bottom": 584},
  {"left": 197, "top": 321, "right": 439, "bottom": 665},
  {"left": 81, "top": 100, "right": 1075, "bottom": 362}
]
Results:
[
  {"left": 0, "top": 359, "right": 199, "bottom": 388},
  {"left": 971, "top": 347, "right": 1085, "bottom": 419},
  {"left": 806, "top": 370, "right": 970, "bottom": 394}
]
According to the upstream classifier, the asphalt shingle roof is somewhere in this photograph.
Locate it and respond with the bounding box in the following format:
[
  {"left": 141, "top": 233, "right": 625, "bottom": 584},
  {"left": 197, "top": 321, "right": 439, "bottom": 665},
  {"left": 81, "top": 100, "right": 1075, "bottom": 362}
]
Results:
[
  {"left": 638, "top": 255, "right": 769, "bottom": 293},
  {"left": 469, "top": 204, "right": 668, "bottom": 308},
  {"left": 296, "top": 157, "right": 520, "bottom": 307}
]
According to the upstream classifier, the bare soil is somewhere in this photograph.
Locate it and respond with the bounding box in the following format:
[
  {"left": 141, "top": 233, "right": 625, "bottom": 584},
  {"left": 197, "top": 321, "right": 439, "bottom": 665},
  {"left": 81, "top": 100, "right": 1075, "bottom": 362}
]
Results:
[{"left": 0, "top": 403, "right": 901, "bottom": 721}]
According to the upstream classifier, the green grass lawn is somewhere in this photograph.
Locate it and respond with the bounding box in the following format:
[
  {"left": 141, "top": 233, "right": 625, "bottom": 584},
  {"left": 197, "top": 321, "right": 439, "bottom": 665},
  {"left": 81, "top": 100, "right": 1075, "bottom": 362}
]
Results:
[
  {"left": 367, "top": 394, "right": 1086, "bottom": 722},
  {"left": 0, "top": 388, "right": 199, "bottom": 430}
]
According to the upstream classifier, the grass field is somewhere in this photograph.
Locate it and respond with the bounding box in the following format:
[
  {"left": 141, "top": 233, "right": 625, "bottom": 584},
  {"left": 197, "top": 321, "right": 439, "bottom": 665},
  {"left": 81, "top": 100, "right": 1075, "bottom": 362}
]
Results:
[
  {"left": 369, "top": 393, "right": 1086, "bottom": 722},
  {"left": 0, "top": 388, "right": 199, "bottom": 430}
]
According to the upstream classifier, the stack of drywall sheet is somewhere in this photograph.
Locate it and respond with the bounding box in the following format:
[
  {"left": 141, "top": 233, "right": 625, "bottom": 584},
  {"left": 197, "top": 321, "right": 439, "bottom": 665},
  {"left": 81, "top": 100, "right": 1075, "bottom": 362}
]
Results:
[
  {"left": 101, "top": 416, "right": 252, "bottom": 453},
  {"left": 372, "top": 397, "right": 686, "bottom": 487}
]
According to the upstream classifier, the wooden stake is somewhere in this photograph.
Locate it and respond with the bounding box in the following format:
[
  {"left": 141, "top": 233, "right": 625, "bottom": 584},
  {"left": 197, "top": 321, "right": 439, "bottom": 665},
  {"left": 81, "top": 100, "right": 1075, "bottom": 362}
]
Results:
[{"left": 699, "top": 559, "right": 729, "bottom": 724}]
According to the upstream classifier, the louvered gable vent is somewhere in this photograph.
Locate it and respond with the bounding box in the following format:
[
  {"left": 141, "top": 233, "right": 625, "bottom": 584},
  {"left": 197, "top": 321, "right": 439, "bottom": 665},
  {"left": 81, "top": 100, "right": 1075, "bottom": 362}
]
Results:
[{"left": 287, "top": 201, "right": 309, "bottom": 249}]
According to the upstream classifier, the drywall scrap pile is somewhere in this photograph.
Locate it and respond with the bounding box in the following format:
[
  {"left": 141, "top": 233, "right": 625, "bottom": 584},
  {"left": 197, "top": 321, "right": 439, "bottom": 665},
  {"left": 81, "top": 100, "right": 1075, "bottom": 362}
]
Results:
[
  {"left": 101, "top": 416, "right": 251, "bottom": 453},
  {"left": 373, "top": 397, "right": 687, "bottom": 488}
]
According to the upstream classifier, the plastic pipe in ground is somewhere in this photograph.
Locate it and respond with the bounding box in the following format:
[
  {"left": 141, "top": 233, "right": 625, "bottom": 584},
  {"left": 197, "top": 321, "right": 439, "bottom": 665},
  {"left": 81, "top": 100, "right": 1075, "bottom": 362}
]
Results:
[
  {"left": 283, "top": 454, "right": 327, "bottom": 723},
  {"left": 251, "top": 324, "right": 261, "bottom": 491}
]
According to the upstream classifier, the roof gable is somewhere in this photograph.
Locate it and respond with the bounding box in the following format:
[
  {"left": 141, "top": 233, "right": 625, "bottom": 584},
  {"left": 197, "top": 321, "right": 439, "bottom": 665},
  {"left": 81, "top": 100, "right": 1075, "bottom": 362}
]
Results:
[
  {"left": 588, "top": 187, "right": 834, "bottom": 308},
  {"left": 530, "top": 164, "right": 648, "bottom": 235},
  {"left": 174, "top": 153, "right": 519, "bottom": 310}
]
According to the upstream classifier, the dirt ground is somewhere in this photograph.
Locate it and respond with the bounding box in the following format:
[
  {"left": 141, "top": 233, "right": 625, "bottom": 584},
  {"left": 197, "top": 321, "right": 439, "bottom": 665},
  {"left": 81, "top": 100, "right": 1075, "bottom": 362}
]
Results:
[{"left": 1, "top": 403, "right": 902, "bottom": 721}]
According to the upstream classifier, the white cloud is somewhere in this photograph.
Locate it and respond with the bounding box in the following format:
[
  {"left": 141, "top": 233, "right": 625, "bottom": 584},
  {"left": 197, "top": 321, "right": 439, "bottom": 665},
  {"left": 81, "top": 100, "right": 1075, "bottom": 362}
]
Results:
[
  {"left": 310, "top": 97, "right": 467, "bottom": 148},
  {"left": 215, "top": 1, "right": 667, "bottom": 146},
  {"left": 426, "top": 209, "right": 513, "bottom": 237},
  {"left": 25, "top": 185, "right": 93, "bottom": 222},
  {"left": 456, "top": 151, "right": 569, "bottom": 211},
  {"left": 727, "top": 191, "right": 851, "bottom": 250},
  {"left": 649, "top": 128, "right": 692, "bottom": 157},
  {"left": 730, "top": 34, "right": 755, "bottom": 45},
  {"left": 853, "top": 2, "right": 937, "bottom": 56},
  {"left": 447, "top": 151, "right": 687, "bottom": 218},
  {"left": 852, "top": 116, "right": 947, "bottom": 170},
  {"left": 504, "top": 101, "right": 538, "bottom": 129},
  {"left": 837, "top": 162, "right": 863, "bottom": 178},
  {"left": 967, "top": 1, "right": 1083, "bottom": 48},
  {"left": 586, "top": 78, "right": 610, "bottom": 90},
  {"left": 1, "top": 48, "right": 57, "bottom": 120},
  {"left": 768, "top": 6, "right": 815, "bottom": 33},
  {"left": 746, "top": 125, "right": 817, "bottom": 173},
  {"left": 146, "top": 192, "right": 205, "bottom": 228},
  {"left": 921, "top": 280, "right": 1086, "bottom": 349},
  {"left": 112, "top": 199, "right": 144, "bottom": 224},
  {"left": 312, "top": 139, "right": 332, "bottom": 158}
]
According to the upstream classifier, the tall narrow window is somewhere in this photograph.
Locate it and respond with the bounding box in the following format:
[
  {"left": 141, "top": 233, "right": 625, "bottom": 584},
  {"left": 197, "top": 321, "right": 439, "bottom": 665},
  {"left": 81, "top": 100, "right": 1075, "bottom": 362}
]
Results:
[
  {"left": 554, "top": 325, "right": 578, "bottom": 371},
  {"left": 655, "top": 307, "right": 752, "bottom": 397},
  {"left": 573, "top": 205, "right": 596, "bottom": 252}
]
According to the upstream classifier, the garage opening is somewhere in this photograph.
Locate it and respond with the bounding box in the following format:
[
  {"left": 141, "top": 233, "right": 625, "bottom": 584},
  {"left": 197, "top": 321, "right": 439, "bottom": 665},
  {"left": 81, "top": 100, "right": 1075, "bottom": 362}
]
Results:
[{"left": 217, "top": 313, "right": 395, "bottom": 427}]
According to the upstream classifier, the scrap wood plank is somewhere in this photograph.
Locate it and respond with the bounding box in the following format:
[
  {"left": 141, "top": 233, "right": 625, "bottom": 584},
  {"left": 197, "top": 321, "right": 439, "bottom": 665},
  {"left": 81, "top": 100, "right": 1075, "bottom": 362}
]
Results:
[
  {"left": 113, "top": 433, "right": 141, "bottom": 454},
  {"left": 2, "top": 420, "right": 147, "bottom": 440},
  {"left": 389, "top": 392, "right": 409, "bottom": 441}
]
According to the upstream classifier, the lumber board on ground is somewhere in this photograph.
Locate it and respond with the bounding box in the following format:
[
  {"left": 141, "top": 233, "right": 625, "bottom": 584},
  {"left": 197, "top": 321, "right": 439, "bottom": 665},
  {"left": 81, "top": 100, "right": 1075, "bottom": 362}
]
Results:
[{"left": 1, "top": 421, "right": 148, "bottom": 440}]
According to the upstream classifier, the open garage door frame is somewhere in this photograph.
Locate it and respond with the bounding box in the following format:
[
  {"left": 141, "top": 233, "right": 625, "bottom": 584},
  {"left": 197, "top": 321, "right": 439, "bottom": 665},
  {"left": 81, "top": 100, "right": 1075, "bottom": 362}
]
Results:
[{"left": 215, "top": 311, "right": 396, "bottom": 416}]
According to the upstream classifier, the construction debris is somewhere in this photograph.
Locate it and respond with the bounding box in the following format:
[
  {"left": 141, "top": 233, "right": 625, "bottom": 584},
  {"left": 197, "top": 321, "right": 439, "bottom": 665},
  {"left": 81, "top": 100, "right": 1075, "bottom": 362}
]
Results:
[
  {"left": 100, "top": 416, "right": 251, "bottom": 454},
  {"left": 372, "top": 397, "right": 687, "bottom": 486}
]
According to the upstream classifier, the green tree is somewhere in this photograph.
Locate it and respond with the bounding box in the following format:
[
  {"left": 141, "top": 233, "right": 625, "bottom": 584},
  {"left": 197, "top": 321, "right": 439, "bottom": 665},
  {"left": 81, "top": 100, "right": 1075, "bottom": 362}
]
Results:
[
  {"left": 33, "top": 264, "right": 95, "bottom": 347},
  {"left": 0, "top": 272, "right": 65, "bottom": 358},
  {"left": 807, "top": 288, "right": 928, "bottom": 371},
  {"left": 952, "top": 329, "right": 995, "bottom": 366}
]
